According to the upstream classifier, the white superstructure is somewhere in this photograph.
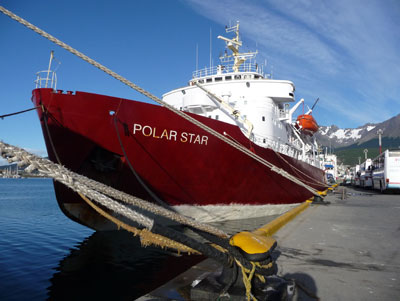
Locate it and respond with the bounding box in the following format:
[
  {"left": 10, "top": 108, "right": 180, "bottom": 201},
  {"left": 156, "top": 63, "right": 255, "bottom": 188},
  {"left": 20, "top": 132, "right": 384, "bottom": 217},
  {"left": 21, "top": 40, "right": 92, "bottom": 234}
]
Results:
[{"left": 163, "top": 22, "right": 322, "bottom": 168}]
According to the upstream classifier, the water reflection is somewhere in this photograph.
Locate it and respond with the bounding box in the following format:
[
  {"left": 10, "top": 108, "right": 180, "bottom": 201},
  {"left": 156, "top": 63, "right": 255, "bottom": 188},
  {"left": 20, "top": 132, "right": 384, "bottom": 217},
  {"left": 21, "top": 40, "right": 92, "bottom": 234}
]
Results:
[
  {"left": 47, "top": 231, "right": 204, "bottom": 300},
  {"left": 47, "top": 215, "right": 279, "bottom": 300}
]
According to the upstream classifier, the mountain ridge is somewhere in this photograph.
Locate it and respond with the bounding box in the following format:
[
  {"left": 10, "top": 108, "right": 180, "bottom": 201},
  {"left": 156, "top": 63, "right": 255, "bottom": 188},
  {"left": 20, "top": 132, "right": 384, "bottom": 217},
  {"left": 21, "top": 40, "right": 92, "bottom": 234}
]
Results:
[
  {"left": 315, "top": 112, "right": 400, "bottom": 165},
  {"left": 316, "top": 112, "right": 400, "bottom": 149}
]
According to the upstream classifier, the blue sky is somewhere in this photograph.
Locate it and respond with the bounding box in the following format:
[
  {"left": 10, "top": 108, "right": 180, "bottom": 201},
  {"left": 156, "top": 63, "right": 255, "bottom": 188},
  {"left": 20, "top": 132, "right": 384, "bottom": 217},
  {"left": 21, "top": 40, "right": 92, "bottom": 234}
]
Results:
[{"left": 1, "top": 0, "right": 399, "bottom": 165}]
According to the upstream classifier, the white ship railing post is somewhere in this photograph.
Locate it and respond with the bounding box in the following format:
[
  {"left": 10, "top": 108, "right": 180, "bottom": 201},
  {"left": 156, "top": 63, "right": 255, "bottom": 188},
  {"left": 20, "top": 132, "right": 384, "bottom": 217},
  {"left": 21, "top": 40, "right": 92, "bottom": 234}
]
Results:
[{"left": 45, "top": 50, "right": 54, "bottom": 88}]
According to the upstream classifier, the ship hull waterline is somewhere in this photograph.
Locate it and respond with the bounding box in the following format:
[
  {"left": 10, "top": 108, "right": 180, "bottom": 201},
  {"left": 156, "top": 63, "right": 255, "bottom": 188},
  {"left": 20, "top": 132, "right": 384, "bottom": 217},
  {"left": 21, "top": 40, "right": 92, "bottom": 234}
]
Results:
[{"left": 32, "top": 88, "right": 326, "bottom": 231}]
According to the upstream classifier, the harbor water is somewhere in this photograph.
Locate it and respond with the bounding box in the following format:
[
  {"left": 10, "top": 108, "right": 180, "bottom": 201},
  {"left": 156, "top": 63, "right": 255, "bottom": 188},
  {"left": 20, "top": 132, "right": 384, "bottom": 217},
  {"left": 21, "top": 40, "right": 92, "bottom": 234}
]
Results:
[{"left": 0, "top": 178, "right": 278, "bottom": 300}]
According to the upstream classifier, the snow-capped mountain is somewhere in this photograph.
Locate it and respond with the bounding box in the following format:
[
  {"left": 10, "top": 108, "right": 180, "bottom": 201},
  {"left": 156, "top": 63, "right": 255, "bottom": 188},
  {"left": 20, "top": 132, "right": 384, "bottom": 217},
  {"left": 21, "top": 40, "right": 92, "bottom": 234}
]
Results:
[{"left": 316, "top": 113, "right": 400, "bottom": 148}]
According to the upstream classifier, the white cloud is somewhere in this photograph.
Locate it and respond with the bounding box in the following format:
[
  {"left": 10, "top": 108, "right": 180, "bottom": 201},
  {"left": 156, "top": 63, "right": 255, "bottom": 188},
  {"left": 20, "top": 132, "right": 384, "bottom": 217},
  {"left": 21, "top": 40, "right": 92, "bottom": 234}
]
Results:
[{"left": 186, "top": 0, "right": 400, "bottom": 127}]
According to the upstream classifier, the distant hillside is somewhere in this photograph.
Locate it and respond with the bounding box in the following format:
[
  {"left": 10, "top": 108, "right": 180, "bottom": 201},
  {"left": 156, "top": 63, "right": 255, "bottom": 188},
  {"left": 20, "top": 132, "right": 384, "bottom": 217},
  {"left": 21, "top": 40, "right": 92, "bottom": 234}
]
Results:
[
  {"left": 335, "top": 148, "right": 378, "bottom": 166},
  {"left": 342, "top": 137, "right": 400, "bottom": 149},
  {"left": 335, "top": 137, "right": 400, "bottom": 166}
]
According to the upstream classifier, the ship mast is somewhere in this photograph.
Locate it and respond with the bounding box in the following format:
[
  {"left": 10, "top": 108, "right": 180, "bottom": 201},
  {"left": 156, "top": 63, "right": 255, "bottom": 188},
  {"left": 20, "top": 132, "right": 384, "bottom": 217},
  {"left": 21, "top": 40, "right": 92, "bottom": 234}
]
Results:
[{"left": 218, "top": 22, "right": 257, "bottom": 72}]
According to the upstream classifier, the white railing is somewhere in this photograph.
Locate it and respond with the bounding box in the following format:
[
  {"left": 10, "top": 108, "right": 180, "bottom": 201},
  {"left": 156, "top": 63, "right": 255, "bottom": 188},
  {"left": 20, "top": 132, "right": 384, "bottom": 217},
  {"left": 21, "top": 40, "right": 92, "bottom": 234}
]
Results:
[
  {"left": 252, "top": 132, "right": 323, "bottom": 168},
  {"left": 192, "top": 63, "right": 262, "bottom": 79},
  {"left": 34, "top": 70, "right": 57, "bottom": 89},
  {"left": 253, "top": 133, "right": 301, "bottom": 158}
]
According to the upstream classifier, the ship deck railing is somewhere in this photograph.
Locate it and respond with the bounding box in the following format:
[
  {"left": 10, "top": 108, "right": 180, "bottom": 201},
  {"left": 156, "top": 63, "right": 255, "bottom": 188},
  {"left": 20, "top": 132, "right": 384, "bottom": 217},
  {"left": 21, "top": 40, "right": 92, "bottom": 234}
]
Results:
[
  {"left": 253, "top": 133, "right": 323, "bottom": 169},
  {"left": 192, "top": 63, "right": 264, "bottom": 79},
  {"left": 34, "top": 70, "right": 57, "bottom": 90},
  {"left": 253, "top": 133, "right": 301, "bottom": 159}
]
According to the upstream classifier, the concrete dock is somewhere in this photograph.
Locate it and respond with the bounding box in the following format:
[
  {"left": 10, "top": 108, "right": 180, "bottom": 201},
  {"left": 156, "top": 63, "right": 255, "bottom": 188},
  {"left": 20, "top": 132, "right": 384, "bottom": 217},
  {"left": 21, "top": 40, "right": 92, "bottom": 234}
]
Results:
[
  {"left": 138, "top": 187, "right": 400, "bottom": 300},
  {"left": 274, "top": 187, "right": 400, "bottom": 300}
]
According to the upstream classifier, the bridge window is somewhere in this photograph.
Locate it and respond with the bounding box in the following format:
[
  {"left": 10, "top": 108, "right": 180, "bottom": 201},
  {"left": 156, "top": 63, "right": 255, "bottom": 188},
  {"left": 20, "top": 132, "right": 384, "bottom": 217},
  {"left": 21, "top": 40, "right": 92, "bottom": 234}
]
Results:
[
  {"left": 262, "top": 116, "right": 265, "bottom": 121},
  {"left": 206, "top": 78, "right": 212, "bottom": 83},
  {"left": 225, "top": 76, "right": 232, "bottom": 80},
  {"left": 215, "top": 77, "right": 222, "bottom": 82}
]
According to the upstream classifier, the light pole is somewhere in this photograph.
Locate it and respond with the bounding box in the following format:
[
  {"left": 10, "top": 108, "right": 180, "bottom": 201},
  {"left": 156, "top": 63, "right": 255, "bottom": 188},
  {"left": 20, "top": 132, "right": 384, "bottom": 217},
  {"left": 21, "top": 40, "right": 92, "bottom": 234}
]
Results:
[{"left": 377, "top": 129, "right": 383, "bottom": 154}]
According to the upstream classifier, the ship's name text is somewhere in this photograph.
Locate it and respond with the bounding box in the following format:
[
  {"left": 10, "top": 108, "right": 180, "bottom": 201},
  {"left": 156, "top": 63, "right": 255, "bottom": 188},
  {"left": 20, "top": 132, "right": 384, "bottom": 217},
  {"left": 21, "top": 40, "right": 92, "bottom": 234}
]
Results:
[{"left": 133, "top": 123, "right": 208, "bottom": 145}]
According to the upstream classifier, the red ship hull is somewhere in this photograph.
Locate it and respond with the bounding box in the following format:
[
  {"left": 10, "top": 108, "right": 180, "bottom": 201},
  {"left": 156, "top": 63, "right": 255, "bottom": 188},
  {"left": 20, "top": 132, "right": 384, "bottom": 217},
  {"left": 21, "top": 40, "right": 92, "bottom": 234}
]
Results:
[{"left": 32, "top": 88, "right": 326, "bottom": 230}]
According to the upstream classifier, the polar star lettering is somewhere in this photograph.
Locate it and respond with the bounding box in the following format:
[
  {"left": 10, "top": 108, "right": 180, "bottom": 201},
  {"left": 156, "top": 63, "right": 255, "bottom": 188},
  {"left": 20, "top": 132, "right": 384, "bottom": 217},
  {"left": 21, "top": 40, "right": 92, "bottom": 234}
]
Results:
[{"left": 132, "top": 123, "right": 208, "bottom": 145}]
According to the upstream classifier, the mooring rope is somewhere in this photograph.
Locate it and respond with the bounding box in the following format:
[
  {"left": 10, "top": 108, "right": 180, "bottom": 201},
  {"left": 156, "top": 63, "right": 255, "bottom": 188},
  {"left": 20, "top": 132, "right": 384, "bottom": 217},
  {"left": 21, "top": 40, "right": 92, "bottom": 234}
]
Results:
[
  {"left": 0, "top": 141, "right": 235, "bottom": 257},
  {"left": 235, "top": 260, "right": 257, "bottom": 301},
  {"left": 1, "top": 142, "right": 155, "bottom": 230},
  {"left": 112, "top": 115, "right": 170, "bottom": 209},
  {"left": 39, "top": 101, "right": 230, "bottom": 240},
  {"left": 0, "top": 141, "right": 228, "bottom": 238},
  {"left": 274, "top": 150, "right": 328, "bottom": 188},
  {"left": 41, "top": 106, "right": 62, "bottom": 165},
  {"left": 0, "top": 141, "right": 287, "bottom": 295},
  {"left": 0, "top": 106, "right": 39, "bottom": 119},
  {"left": 78, "top": 192, "right": 200, "bottom": 254},
  {"left": 0, "top": 5, "right": 320, "bottom": 196}
]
